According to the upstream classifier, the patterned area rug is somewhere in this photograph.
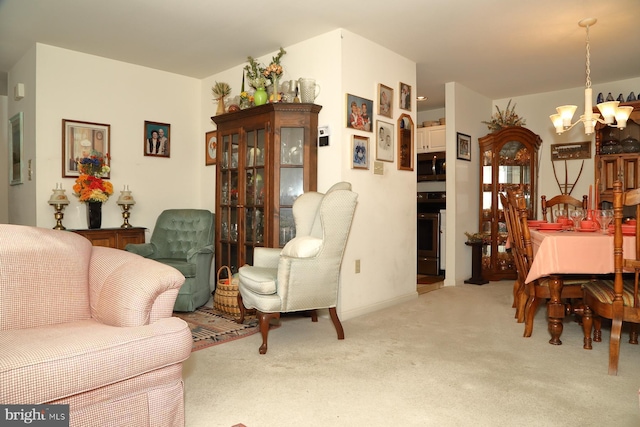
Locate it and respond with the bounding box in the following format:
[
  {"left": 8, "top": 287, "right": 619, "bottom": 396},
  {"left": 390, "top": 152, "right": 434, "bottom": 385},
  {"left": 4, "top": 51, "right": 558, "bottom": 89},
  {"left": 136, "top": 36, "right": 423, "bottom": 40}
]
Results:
[{"left": 173, "top": 306, "right": 259, "bottom": 352}]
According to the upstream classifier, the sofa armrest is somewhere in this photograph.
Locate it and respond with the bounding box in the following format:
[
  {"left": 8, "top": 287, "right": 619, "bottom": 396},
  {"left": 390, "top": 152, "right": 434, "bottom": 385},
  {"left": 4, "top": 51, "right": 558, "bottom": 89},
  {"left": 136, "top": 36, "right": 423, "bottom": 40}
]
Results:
[
  {"left": 186, "top": 244, "right": 214, "bottom": 264},
  {"left": 89, "top": 247, "right": 185, "bottom": 327},
  {"left": 124, "top": 242, "right": 156, "bottom": 258},
  {"left": 253, "top": 247, "right": 282, "bottom": 269}
]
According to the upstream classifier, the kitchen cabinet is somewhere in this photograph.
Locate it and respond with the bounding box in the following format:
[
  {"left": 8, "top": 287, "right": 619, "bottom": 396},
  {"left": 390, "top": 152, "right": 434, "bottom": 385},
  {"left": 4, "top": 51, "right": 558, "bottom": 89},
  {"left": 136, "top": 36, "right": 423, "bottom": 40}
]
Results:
[
  {"left": 416, "top": 125, "right": 446, "bottom": 153},
  {"left": 595, "top": 100, "right": 640, "bottom": 206},
  {"left": 477, "top": 126, "right": 541, "bottom": 281},
  {"left": 211, "top": 103, "right": 321, "bottom": 274}
]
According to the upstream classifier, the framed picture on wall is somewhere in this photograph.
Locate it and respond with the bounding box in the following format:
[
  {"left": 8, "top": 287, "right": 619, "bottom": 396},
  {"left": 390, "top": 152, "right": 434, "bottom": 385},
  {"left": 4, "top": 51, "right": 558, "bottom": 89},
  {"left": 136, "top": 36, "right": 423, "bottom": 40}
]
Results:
[
  {"left": 457, "top": 132, "right": 472, "bottom": 161},
  {"left": 144, "top": 121, "right": 170, "bottom": 157},
  {"left": 375, "top": 120, "right": 394, "bottom": 162},
  {"left": 346, "top": 93, "right": 373, "bottom": 132},
  {"left": 352, "top": 135, "right": 369, "bottom": 169},
  {"left": 205, "top": 131, "right": 217, "bottom": 165},
  {"left": 399, "top": 82, "right": 412, "bottom": 111},
  {"left": 62, "top": 119, "right": 111, "bottom": 178},
  {"left": 9, "top": 112, "right": 23, "bottom": 185},
  {"left": 377, "top": 84, "right": 393, "bottom": 118}
]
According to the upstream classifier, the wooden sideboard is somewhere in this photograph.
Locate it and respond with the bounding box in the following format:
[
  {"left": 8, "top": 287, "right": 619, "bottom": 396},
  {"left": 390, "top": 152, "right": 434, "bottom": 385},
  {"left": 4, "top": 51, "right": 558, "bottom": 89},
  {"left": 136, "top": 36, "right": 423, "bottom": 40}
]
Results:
[{"left": 71, "top": 227, "right": 146, "bottom": 250}]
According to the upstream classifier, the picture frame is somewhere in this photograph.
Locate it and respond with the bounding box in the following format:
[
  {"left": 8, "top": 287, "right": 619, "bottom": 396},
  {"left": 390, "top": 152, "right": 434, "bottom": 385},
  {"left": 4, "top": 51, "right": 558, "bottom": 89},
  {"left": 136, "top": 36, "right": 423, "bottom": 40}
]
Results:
[
  {"left": 62, "top": 119, "right": 111, "bottom": 178},
  {"left": 457, "top": 132, "right": 472, "bottom": 161},
  {"left": 352, "top": 135, "right": 369, "bottom": 169},
  {"left": 375, "top": 120, "right": 394, "bottom": 162},
  {"left": 144, "top": 121, "right": 170, "bottom": 157},
  {"left": 399, "top": 82, "right": 412, "bottom": 111},
  {"left": 397, "top": 114, "right": 414, "bottom": 171},
  {"left": 205, "top": 131, "right": 217, "bottom": 165},
  {"left": 346, "top": 93, "right": 373, "bottom": 132},
  {"left": 9, "top": 112, "right": 23, "bottom": 185},
  {"left": 550, "top": 141, "right": 591, "bottom": 161},
  {"left": 377, "top": 84, "right": 393, "bottom": 118}
]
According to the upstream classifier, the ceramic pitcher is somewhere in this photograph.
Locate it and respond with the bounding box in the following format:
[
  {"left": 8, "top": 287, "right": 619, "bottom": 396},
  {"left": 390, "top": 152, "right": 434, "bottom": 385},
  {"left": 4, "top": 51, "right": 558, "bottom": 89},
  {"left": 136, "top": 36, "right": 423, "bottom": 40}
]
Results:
[{"left": 298, "top": 78, "right": 321, "bottom": 103}]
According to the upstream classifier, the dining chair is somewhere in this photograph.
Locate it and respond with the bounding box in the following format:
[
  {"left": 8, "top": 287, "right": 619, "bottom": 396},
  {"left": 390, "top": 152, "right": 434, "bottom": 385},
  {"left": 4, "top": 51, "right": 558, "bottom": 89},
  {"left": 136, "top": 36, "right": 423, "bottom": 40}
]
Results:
[
  {"left": 579, "top": 180, "right": 640, "bottom": 375},
  {"left": 504, "top": 188, "right": 587, "bottom": 337},
  {"left": 500, "top": 191, "right": 527, "bottom": 322},
  {"left": 541, "top": 194, "right": 588, "bottom": 222}
]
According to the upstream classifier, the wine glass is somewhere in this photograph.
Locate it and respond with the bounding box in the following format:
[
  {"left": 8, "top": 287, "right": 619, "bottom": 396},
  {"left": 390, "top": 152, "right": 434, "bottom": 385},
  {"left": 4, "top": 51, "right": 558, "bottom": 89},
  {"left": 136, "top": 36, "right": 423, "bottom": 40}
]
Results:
[
  {"left": 553, "top": 208, "right": 568, "bottom": 224},
  {"left": 595, "top": 209, "right": 614, "bottom": 234},
  {"left": 570, "top": 209, "right": 585, "bottom": 230}
]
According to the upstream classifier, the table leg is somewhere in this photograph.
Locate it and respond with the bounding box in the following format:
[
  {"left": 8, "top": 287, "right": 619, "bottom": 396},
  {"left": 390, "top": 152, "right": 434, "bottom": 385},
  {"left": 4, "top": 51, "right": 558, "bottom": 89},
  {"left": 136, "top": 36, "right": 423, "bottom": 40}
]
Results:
[{"left": 547, "top": 275, "right": 565, "bottom": 345}]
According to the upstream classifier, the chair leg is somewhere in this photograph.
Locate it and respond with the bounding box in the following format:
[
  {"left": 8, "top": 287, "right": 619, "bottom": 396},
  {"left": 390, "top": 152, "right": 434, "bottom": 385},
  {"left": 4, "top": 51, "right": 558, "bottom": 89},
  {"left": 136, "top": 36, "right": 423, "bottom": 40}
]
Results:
[
  {"left": 516, "top": 285, "right": 527, "bottom": 324},
  {"left": 236, "top": 292, "right": 245, "bottom": 324},
  {"left": 523, "top": 296, "right": 539, "bottom": 337},
  {"left": 310, "top": 309, "right": 318, "bottom": 322},
  {"left": 581, "top": 305, "right": 593, "bottom": 350},
  {"left": 257, "top": 311, "right": 280, "bottom": 355},
  {"left": 608, "top": 318, "right": 623, "bottom": 375},
  {"left": 629, "top": 323, "right": 638, "bottom": 344},
  {"left": 593, "top": 316, "right": 602, "bottom": 343},
  {"left": 329, "top": 307, "right": 345, "bottom": 340}
]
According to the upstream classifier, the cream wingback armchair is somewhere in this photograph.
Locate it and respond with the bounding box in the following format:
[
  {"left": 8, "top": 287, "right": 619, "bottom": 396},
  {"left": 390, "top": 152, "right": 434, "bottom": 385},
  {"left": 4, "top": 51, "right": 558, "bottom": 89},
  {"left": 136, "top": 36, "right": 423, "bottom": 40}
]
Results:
[{"left": 237, "top": 182, "right": 358, "bottom": 354}]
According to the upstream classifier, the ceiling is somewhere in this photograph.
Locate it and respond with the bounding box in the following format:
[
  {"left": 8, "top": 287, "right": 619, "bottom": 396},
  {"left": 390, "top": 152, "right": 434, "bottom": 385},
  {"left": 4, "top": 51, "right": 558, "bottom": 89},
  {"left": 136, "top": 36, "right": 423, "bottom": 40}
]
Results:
[{"left": 1, "top": 0, "right": 639, "bottom": 111}]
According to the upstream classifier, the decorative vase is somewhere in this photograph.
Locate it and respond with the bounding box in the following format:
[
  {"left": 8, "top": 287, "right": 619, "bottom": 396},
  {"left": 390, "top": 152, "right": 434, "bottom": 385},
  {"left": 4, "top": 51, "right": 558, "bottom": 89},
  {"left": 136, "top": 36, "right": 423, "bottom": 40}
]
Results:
[
  {"left": 86, "top": 201, "right": 102, "bottom": 229},
  {"left": 216, "top": 97, "right": 226, "bottom": 115},
  {"left": 271, "top": 76, "right": 279, "bottom": 103},
  {"left": 254, "top": 87, "right": 267, "bottom": 106}
]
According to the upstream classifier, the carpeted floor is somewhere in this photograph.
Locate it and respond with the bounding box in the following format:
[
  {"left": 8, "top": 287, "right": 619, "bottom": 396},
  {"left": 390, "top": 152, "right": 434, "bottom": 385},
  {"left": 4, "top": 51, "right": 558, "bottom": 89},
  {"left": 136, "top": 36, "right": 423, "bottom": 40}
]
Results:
[{"left": 173, "top": 306, "right": 260, "bottom": 352}]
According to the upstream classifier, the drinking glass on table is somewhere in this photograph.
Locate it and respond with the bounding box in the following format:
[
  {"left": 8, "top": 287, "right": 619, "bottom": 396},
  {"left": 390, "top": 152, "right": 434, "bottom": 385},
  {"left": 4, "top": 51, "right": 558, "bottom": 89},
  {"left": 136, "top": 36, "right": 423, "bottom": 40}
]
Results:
[
  {"left": 595, "top": 209, "right": 614, "bottom": 233},
  {"left": 570, "top": 209, "right": 585, "bottom": 230}
]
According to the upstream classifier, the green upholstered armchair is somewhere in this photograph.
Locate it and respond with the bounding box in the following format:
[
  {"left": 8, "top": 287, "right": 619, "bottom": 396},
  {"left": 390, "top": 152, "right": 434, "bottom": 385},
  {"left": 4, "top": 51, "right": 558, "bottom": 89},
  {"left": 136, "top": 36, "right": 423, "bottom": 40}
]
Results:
[{"left": 126, "top": 209, "right": 215, "bottom": 312}]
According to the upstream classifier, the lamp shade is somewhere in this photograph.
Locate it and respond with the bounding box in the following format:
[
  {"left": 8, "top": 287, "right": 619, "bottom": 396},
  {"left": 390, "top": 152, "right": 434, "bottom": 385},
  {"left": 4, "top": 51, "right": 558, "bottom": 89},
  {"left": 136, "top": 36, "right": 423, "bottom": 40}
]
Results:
[
  {"left": 556, "top": 105, "right": 577, "bottom": 128},
  {"left": 48, "top": 187, "right": 70, "bottom": 206},
  {"left": 117, "top": 189, "right": 135, "bottom": 206}
]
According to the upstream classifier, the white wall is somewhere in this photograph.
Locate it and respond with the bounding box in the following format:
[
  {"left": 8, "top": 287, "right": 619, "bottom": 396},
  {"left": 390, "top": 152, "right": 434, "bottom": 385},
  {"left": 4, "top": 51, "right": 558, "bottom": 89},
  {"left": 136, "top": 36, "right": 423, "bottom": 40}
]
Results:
[
  {"left": 0, "top": 95, "right": 7, "bottom": 223},
  {"left": 26, "top": 44, "right": 204, "bottom": 234}
]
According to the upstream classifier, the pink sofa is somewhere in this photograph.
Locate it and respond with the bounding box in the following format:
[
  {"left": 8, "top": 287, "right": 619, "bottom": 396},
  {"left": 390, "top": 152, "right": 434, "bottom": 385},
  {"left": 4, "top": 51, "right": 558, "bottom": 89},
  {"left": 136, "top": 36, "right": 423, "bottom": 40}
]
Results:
[{"left": 0, "top": 225, "right": 193, "bottom": 426}]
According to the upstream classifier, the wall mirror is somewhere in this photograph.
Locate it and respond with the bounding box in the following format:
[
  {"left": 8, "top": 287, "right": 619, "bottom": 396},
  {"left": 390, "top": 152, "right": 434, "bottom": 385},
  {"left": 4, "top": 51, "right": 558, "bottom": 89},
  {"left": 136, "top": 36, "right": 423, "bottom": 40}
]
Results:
[{"left": 397, "top": 114, "right": 414, "bottom": 171}]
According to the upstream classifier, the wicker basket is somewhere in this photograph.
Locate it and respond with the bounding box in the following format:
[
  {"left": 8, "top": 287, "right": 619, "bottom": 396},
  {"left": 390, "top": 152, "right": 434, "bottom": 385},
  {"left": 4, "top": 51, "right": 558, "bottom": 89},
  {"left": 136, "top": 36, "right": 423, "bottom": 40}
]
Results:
[{"left": 213, "top": 266, "right": 241, "bottom": 318}]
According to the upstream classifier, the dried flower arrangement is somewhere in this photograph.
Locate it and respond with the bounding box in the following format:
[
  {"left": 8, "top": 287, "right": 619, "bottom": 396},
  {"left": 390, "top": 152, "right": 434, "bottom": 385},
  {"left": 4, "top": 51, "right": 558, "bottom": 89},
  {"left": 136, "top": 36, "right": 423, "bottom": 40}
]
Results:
[
  {"left": 482, "top": 99, "right": 526, "bottom": 132},
  {"left": 211, "top": 81, "right": 231, "bottom": 100}
]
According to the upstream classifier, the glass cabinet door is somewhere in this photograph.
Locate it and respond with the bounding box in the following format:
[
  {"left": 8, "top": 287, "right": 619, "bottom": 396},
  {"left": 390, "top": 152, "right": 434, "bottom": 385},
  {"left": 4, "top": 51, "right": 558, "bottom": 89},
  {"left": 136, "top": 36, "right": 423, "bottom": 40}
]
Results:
[
  {"left": 244, "top": 128, "right": 266, "bottom": 266},
  {"left": 279, "top": 127, "right": 304, "bottom": 246},
  {"left": 219, "top": 132, "right": 240, "bottom": 273}
]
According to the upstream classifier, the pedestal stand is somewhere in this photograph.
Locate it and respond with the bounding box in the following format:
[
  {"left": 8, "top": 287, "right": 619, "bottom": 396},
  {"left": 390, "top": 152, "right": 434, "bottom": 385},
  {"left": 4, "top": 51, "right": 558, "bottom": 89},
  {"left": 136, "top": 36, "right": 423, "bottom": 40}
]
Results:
[{"left": 464, "top": 241, "right": 489, "bottom": 285}]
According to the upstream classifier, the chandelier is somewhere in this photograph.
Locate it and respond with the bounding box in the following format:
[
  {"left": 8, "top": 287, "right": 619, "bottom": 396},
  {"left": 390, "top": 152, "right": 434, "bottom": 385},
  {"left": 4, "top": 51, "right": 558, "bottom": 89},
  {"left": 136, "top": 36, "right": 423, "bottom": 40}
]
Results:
[{"left": 549, "top": 18, "right": 633, "bottom": 135}]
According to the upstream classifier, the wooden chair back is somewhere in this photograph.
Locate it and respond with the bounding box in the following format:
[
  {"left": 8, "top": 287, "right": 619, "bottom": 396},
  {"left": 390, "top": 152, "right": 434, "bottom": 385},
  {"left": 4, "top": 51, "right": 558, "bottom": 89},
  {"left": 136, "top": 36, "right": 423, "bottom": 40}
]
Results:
[{"left": 541, "top": 194, "right": 588, "bottom": 222}]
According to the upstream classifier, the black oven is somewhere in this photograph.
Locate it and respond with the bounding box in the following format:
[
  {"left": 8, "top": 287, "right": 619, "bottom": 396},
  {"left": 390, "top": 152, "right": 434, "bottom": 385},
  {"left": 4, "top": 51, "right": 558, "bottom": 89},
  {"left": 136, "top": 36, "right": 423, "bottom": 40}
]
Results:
[{"left": 417, "top": 192, "right": 446, "bottom": 276}]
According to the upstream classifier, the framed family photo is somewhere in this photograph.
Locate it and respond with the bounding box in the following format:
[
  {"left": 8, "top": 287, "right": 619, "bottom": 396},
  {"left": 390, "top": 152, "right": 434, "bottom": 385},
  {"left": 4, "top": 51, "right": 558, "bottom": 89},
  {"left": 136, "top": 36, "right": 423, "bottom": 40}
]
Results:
[
  {"left": 377, "top": 84, "right": 393, "bottom": 118},
  {"left": 457, "top": 132, "right": 472, "bottom": 161},
  {"left": 352, "top": 135, "right": 369, "bottom": 169},
  {"left": 62, "top": 119, "right": 110, "bottom": 178},
  {"left": 346, "top": 93, "right": 373, "bottom": 132},
  {"left": 205, "top": 131, "right": 217, "bottom": 165},
  {"left": 375, "top": 120, "right": 394, "bottom": 162},
  {"left": 397, "top": 114, "right": 414, "bottom": 171},
  {"left": 9, "top": 112, "right": 23, "bottom": 185},
  {"left": 399, "top": 82, "right": 412, "bottom": 111},
  {"left": 144, "top": 121, "right": 170, "bottom": 157}
]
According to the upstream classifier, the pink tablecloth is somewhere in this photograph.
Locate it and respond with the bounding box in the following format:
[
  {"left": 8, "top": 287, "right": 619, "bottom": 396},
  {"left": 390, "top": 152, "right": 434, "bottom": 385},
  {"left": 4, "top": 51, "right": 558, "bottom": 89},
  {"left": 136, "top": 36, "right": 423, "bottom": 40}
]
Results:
[{"left": 525, "top": 229, "right": 635, "bottom": 284}]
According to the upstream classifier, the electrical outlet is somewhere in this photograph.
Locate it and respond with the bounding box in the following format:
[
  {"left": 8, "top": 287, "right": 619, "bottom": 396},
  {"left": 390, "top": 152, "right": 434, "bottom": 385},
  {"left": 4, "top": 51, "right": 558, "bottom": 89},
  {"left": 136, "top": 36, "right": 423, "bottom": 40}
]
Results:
[
  {"left": 355, "top": 259, "right": 361, "bottom": 273},
  {"left": 373, "top": 161, "right": 384, "bottom": 175}
]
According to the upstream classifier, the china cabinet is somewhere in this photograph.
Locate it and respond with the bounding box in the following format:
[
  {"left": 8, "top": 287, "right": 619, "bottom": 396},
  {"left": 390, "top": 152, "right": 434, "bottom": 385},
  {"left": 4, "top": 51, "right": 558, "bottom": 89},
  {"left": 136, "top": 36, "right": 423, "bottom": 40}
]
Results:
[
  {"left": 478, "top": 126, "right": 542, "bottom": 281},
  {"left": 595, "top": 100, "right": 640, "bottom": 206},
  {"left": 416, "top": 125, "right": 446, "bottom": 153},
  {"left": 212, "top": 103, "right": 321, "bottom": 274}
]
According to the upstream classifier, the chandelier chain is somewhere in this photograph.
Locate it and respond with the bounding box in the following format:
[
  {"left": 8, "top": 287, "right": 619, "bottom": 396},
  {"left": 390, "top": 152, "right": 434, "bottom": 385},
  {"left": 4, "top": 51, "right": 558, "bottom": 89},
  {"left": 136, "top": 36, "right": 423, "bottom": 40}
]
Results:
[{"left": 585, "top": 23, "right": 592, "bottom": 89}]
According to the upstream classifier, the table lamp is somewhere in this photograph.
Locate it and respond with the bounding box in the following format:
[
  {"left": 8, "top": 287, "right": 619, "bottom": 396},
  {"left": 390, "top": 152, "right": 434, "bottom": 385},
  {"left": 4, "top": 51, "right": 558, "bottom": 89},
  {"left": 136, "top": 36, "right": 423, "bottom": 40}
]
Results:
[
  {"left": 48, "top": 183, "right": 70, "bottom": 230},
  {"left": 117, "top": 185, "right": 136, "bottom": 228}
]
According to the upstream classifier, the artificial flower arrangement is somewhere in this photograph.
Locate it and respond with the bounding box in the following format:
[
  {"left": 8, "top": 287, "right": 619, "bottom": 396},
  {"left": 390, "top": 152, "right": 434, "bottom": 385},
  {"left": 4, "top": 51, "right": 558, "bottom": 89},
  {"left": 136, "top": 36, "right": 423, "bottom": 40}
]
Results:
[
  {"left": 481, "top": 99, "right": 526, "bottom": 132},
  {"left": 73, "top": 150, "right": 113, "bottom": 203},
  {"left": 243, "top": 47, "right": 287, "bottom": 90}
]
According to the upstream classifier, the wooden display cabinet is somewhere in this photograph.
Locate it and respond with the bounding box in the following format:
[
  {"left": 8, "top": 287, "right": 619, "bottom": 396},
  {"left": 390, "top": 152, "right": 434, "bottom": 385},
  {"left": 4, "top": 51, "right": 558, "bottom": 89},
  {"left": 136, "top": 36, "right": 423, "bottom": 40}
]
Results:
[
  {"left": 477, "top": 127, "right": 542, "bottom": 281},
  {"left": 212, "top": 103, "right": 321, "bottom": 274},
  {"left": 71, "top": 227, "right": 145, "bottom": 250},
  {"left": 595, "top": 100, "right": 640, "bottom": 206}
]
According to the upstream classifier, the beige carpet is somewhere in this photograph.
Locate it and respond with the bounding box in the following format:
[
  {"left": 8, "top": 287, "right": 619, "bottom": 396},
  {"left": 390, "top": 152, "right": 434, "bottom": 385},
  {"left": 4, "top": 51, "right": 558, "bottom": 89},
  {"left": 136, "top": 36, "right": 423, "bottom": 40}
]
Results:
[{"left": 182, "top": 281, "right": 640, "bottom": 426}]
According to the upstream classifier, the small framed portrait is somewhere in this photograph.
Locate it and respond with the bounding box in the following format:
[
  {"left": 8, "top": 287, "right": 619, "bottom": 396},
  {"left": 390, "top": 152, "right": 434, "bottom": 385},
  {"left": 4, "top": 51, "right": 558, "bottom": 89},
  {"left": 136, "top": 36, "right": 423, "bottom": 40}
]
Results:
[
  {"left": 144, "top": 121, "right": 170, "bottom": 157},
  {"left": 457, "top": 132, "right": 472, "bottom": 161},
  {"left": 346, "top": 93, "right": 373, "bottom": 132},
  {"left": 378, "top": 84, "right": 393, "bottom": 118},
  {"left": 62, "top": 119, "right": 111, "bottom": 178},
  {"left": 205, "top": 131, "right": 217, "bottom": 165},
  {"left": 375, "top": 120, "right": 394, "bottom": 162},
  {"left": 9, "top": 112, "right": 23, "bottom": 185},
  {"left": 397, "top": 114, "right": 414, "bottom": 171},
  {"left": 399, "top": 82, "right": 412, "bottom": 111},
  {"left": 352, "top": 135, "right": 369, "bottom": 169}
]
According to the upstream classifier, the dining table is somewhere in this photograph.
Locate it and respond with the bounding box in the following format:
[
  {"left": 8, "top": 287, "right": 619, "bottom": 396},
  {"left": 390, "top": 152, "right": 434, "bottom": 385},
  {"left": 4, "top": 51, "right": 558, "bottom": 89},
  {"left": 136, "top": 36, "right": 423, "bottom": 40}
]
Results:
[{"left": 525, "top": 227, "right": 636, "bottom": 345}]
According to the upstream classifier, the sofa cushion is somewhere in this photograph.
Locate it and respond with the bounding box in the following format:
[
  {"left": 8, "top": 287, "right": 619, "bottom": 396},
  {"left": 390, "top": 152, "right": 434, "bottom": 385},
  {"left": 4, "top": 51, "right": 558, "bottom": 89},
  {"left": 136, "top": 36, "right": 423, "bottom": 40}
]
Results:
[
  {"left": 0, "top": 317, "right": 192, "bottom": 404},
  {"left": 0, "top": 225, "right": 92, "bottom": 331},
  {"left": 239, "top": 267, "right": 278, "bottom": 295}
]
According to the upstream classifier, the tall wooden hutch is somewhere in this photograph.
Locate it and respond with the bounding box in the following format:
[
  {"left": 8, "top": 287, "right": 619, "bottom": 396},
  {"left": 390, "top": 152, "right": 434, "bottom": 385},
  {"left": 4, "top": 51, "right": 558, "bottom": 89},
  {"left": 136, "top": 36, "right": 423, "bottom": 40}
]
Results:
[
  {"left": 478, "top": 126, "right": 542, "bottom": 281},
  {"left": 211, "top": 103, "right": 321, "bottom": 274},
  {"left": 595, "top": 100, "right": 640, "bottom": 207}
]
